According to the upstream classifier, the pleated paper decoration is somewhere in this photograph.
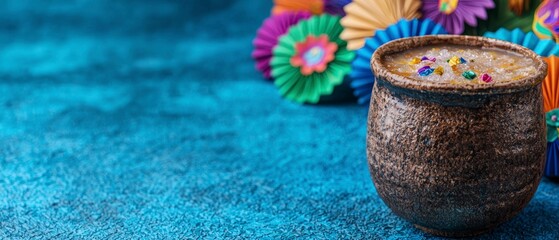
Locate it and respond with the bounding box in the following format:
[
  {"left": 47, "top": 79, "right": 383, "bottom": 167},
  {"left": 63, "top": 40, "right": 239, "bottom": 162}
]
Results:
[
  {"left": 324, "top": 0, "right": 352, "bottom": 16},
  {"left": 483, "top": 28, "right": 559, "bottom": 56},
  {"left": 271, "top": 14, "right": 355, "bottom": 104},
  {"left": 533, "top": 0, "right": 559, "bottom": 41},
  {"left": 463, "top": 0, "right": 541, "bottom": 36},
  {"left": 340, "top": 0, "right": 422, "bottom": 50},
  {"left": 350, "top": 18, "right": 447, "bottom": 105},
  {"left": 272, "top": 0, "right": 324, "bottom": 16},
  {"left": 509, "top": 0, "right": 531, "bottom": 15},
  {"left": 543, "top": 56, "right": 559, "bottom": 177},
  {"left": 252, "top": 12, "right": 311, "bottom": 79},
  {"left": 544, "top": 57, "right": 559, "bottom": 113},
  {"left": 422, "top": 0, "right": 495, "bottom": 35},
  {"left": 546, "top": 141, "right": 559, "bottom": 178}
]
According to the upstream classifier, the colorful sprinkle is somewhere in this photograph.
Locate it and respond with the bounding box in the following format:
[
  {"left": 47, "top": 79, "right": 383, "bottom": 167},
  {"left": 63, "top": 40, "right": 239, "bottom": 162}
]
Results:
[
  {"left": 409, "top": 57, "right": 421, "bottom": 64},
  {"left": 434, "top": 66, "right": 444, "bottom": 75},
  {"left": 460, "top": 57, "right": 467, "bottom": 64},
  {"left": 421, "top": 56, "right": 436, "bottom": 62},
  {"left": 462, "top": 70, "right": 477, "bottom": 80},
  {"left": 418, "top": 66, "right": 434, "bottom": 76},
  {"left": 553, "top": 115, "right": 558, "bottom": 122},
  {"left": 448, "top": 56, "right": 461, "bottom": 67},
  {"left": 481, "top": 73, "right": 492, "bottom": 83}
]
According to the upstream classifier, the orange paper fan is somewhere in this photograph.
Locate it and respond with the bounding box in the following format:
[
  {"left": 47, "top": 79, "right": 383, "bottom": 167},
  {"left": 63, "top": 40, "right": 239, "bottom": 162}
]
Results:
[
  {"left": 509, "top": 0, "right": 530, "bottom": 15},
  {"left": 340, "top": 0, "right": 422, "bottom": 50},
  {"left": 544, "top": 56, "right": 559, "bottom": 113},
  {"left": 272, "top": 0, "right": 324, "bottom": 16}
]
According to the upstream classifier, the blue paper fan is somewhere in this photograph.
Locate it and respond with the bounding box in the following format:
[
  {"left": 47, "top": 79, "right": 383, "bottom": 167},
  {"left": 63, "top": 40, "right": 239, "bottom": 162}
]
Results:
[
  {"left": 547, "top": 140, "right": 559, "bottom": 177},
  {"left": 350, "top": 18, "right": 448, "bottom": 104},
  {"left": 483, "top": 28, "right": 559, "bottom": 57}
]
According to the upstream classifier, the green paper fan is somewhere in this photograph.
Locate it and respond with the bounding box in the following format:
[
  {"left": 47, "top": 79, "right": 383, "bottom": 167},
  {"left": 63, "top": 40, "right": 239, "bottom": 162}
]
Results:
[
  {"left": 463, "top": 0, "right": 540, "bottom": 36},
  {"left": 271, "top": 14, "right": 355, "bottom": 104}
]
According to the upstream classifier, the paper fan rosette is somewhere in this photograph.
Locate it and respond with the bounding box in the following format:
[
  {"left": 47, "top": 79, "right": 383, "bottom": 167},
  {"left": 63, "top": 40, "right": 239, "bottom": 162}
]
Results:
[
  {"left": 533, "top": 0, "right": 559, "bottom": 41},
  {"left": 350, "top": 19, "right": 447, "bottom": 105},
  {"left": 422, "top": 0, "right": 495, "bottom": 35},
  {"left": 324, "top": 0, "right": 351, "bottom": 16},
  {"left": 483, "top": 28, "right": 559, "bottom": 56},
  {"left": 509, "top": 0, "right": 531, "bottom": 15},
  {"left": 271, "top": 14, "right": 355, "bottom": 104},
  {"left": 543, "top": 56, "right": 559, "bottom": 177},
  {"left": 464, "top": 0, "right": 540, "bottom": 35},
  {"left": 340, "top": 0, "right": 422, "bottom": 50},
  {"left": 272, "top": 0, "right": 324, "bottom": 15},
  {"left": 252, "top": 12, "right": 311, "bottom": 79}
]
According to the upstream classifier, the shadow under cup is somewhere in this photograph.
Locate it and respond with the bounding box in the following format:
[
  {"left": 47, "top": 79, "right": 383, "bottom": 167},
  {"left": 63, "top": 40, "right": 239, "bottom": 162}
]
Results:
[{"left": 367, "top": 35, "right": 548, "bottom": 237}]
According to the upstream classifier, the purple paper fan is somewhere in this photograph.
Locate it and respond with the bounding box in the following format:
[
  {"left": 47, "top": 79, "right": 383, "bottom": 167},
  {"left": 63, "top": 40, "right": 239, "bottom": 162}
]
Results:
[
  {"left": 252, "top": 12, "right": 311, "bottom": 79},
  {"left": 324, "top": 0, "right": 351, "bottom": 16},
  {"left": 422, "top": 0, "right": 494, "bottom": 35}
]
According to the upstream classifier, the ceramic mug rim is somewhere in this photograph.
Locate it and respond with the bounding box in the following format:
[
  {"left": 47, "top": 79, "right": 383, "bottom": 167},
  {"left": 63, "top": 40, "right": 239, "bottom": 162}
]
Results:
[{"left": 371, "top": 35, "right": 548, "bottom": 95}]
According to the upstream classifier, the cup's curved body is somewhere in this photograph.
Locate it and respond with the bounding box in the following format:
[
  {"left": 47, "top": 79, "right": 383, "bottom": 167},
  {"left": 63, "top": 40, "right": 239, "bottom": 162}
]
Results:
[{"left": 367, "top": 36, "right": 548, "bottom": 237}]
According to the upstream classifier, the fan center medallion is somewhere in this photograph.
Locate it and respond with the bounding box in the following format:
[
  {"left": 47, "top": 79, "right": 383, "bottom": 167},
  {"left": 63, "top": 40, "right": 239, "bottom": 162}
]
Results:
[
  {"left": 291, "top": 35, "right": 338, "bottom": 75},
  {"left": 439, "top": 0, "right": 459, "bottom": 14},
  {"left": 303, "top": 46, "right": 326, "bottom": 66}
]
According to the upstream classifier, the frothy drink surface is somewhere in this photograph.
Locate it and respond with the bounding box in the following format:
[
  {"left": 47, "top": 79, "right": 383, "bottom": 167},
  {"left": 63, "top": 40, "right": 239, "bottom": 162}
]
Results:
[{"left": 382, "top": 45, "right": 538, "bottom": 85}]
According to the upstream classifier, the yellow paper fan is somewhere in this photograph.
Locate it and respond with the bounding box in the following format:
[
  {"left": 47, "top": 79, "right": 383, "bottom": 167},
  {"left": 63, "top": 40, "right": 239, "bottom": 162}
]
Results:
[
  {"left": 272, "top": 0, "right": 324, "bottom": 16},
  {"left": 340, "top": 0, "right": 422, "bottom": 50}
]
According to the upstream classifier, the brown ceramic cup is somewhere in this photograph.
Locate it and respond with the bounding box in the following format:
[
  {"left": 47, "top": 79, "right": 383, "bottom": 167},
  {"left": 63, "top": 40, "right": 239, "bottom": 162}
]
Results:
[{"left": 367, "top": 35, "right": 548, "bottom": 237}]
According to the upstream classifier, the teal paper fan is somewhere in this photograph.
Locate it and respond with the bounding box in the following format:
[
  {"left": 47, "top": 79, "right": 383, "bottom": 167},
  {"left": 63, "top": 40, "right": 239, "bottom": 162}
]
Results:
[{"left": 483, "top": 28, "right": 559, "bottom": 57}]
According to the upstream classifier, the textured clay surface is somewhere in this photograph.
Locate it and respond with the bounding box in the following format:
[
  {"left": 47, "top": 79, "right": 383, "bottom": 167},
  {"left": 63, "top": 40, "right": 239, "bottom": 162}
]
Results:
[
  {"left": 367, "top": 36, "right": 547, "bottom": 237},
  {"left": 368, "top": 83, "right": 545, "bottom": 237}
]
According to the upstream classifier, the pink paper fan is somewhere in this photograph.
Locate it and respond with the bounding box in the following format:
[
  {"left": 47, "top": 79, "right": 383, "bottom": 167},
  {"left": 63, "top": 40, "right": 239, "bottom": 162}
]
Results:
[{"left": 252, "top": 12, "right": 311, "bottom": 79}]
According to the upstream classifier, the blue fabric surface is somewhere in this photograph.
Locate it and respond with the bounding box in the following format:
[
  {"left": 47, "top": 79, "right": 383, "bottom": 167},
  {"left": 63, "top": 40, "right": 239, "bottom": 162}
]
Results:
[{"left": 0, "top": 0, "right": 558, "bottom": 239}]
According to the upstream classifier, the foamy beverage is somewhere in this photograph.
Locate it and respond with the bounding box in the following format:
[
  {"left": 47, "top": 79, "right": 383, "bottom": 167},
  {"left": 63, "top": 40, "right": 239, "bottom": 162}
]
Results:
[{"left": 383, "top": 45, "right": 538, "bottom": 85}]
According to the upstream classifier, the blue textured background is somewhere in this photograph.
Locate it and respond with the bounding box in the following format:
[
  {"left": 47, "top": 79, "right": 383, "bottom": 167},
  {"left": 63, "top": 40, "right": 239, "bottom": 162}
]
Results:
[{"left": 0, "top": 0, "right": 558, "bottom": 239}]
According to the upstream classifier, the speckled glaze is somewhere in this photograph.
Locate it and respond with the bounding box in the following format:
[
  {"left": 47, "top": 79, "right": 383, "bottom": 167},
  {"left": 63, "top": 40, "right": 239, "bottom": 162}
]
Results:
[{"left": 367, "top": 35, "right": 548, "bottom": 237}]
